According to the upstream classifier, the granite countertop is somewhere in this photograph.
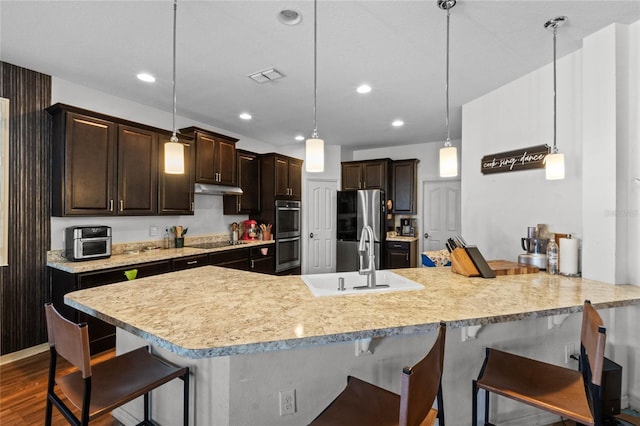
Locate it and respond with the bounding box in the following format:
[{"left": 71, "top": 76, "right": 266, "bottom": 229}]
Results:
[
  {"left": 47, "top": 239, "right": 274, "bottom": 274},
  {"left": 386, "top": 236, "right": 419, "bottom": 242},
  {"left": 64, "top": 267, "right": 640, "bottom": 358}
]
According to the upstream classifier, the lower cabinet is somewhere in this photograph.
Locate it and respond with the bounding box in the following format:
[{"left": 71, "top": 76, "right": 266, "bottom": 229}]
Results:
[
  {"left": 385, "top": 241, "right": 417, "bottom": 269},
  {"left": 249, "top": 245, "right": 275, "bottom": 274},
  {"left": 50, "top": 260, "right": 172, "bottom": 354},
  {"left": 173, "top": 254, "right": 209, "bottom": 270},
  {"left": 210, "top": 248, "right": 251, "bottom": 270},
  {"left": 210, "top": 244, "right": 275, "bottom": 275}
]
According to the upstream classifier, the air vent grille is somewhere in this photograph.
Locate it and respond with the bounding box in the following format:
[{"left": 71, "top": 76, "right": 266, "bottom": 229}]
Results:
[{"left": 248, "top": 68, "right": 285, "bottom": 83}]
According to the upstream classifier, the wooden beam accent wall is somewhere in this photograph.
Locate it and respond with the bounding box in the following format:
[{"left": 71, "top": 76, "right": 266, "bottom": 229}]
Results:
[{"left": 0, "top": 62, "right": 52, "bottom": 355}]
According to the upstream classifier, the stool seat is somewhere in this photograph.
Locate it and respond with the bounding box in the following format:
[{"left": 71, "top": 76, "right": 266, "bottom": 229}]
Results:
[
  {"left": 477, "top": 348, "right": 592, "bottom": 425},
  {"left": 56, "top": 347, "right": 187, "bottom": 420}
]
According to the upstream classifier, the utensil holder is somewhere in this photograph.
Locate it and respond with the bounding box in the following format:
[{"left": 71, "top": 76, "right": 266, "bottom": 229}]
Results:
[
  {"left": 450, "top": 248, "right": 480, "bottom": 277},
  {"left": 174, "top": 237, "right": 184, "bottom": 248}
]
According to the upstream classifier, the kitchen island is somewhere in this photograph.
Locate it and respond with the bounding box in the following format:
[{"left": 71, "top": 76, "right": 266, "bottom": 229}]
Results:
[{"left": 65, "top": 267, "right": 640, "bottom": 425}]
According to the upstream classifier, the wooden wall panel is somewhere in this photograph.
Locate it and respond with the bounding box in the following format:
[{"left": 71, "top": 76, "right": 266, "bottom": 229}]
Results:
[{"left": 0, "top": 62, "right": 51, "bottom": 355}]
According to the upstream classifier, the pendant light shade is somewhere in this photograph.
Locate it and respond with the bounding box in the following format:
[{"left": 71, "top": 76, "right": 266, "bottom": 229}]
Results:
[
  {"left": 305, "top": 0, "right": 324, "bottom": 173},
  {"left": 438, "top": 0, "right": 458, "bottom": 178},
  {"left": 164, "top": 0, "right": 185, "bottom": 175},
  {"left": 544, "top": 16, "right": 567, "bottom": 181}
]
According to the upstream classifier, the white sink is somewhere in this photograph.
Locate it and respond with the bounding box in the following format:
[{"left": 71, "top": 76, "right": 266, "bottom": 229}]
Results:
[{"left": 301, "top": 270, "right": 424, "bottom": 297}]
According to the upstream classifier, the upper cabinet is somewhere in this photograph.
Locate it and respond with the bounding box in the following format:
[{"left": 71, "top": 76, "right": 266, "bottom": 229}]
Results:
[
  {"left": 49, "top": 104, "right": 158, "bottom": 216},
  {"left": 260, "top": 154, "right": 303, "bottom": 201},
  {"left": 391, "top": 159, "right": 419, "bottom": 214},
  {"left": 223, "top": 149, "right": 260, "bottom": 214},
  {"left": 181, "top": 127, "right": 238, "bottom": 186},
  {"left": 158, "top": 133, "right": 195, "bottom": 215},
  {"left": 341, "top": 159, "right": 390, "bottom": 192}
]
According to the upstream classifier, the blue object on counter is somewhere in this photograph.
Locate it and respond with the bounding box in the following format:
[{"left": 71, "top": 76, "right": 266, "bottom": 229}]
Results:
[{"left": 421, "top": 253, "right": 451, "bottom": 267}]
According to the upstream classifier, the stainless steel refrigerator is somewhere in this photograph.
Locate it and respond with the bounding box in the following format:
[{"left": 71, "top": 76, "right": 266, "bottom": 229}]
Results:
[{"left": 336, "top": 189, "right": 385, "bottom": 272}]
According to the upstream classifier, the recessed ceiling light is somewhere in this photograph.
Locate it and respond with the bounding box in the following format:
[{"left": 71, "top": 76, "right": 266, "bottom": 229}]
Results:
[
  {"left": 278, "top": 9, "right": 302, "bottom": 26},
  {"left": 137, "top": 73, "right": 156, "bottom": 83},
  {"left": 239, "top": 113, "right": 252, "bottom": 120},
  {"left": 295, "top": 135, "right": 305, "bottom": 141},
  {"left": 356, "top": 84, "right": 372, "bottom": 94},
  {"left": 392, "top": 120, "right": 404, "bottom": 127}
]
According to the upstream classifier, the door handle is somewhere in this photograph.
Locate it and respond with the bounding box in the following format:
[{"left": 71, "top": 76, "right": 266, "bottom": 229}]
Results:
[
  {"left": 309, "top": 233, "right": 314, "bottom": 238},
  {"left": 424, "top": 232, "right": 430, "bottom": 239}
]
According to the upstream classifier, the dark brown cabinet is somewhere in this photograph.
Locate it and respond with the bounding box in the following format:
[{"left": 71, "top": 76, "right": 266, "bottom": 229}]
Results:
[
  {"left": 50, "top": 108, "right": 117, "bottom": 216},
  {"left": 210, "top": 247, "right": 251, "bottom": 271},
  {"left": 391, "top": 159, "right": 419, "bottom": 214},
  {"left": 158, "top": 133, "right": 194, "bottom": 215},
  {"left": 50, "top": 260, "right": 172, "bottom": 354},
  {"left": 341, "top": 159, "right": 390, "bottom": 192},
  {"left": 258, "top": 153, "right": 303, "bottom": 202},
  {"left": 223, "top": 149, "right": 260, "bottom": 214},
  {"left": 385, "top": 240, "right": 417, "bottom": 269},
  {"left": 250, "top": 245, "right": 275, "bottom": 274},
  {"left": 117, "top": 124, "right": 158, "bottom": 215},
  {"left": 182, "top": 127, "right": 238, "bottom": 186},
  {"left": 173, "top": 254, "right": 208, "bottom": 270},
  {"left": 49, "top": 104, "right": 185, "bottom": 217}
]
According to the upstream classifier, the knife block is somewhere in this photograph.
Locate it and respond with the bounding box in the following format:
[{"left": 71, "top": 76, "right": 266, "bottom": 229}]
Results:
[{"left": 450, "top": 248, "right": 480, "bottom": 277}]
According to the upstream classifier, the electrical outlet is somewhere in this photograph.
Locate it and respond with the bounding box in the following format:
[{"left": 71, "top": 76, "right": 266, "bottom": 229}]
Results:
[
  {"left": 279, "top": 389, "right": 296, "bottom": 416},
  {"left": 149, "top": 226, "right": 159, "bottom": 237},
  {"left": 564, "top": 343, "right": 576, "bottom": 363}
]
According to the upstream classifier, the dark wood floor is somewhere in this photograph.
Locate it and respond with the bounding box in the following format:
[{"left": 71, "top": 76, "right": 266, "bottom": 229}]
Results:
[{"left": 1, "top": 349, "right": 121, "bottom": 425}]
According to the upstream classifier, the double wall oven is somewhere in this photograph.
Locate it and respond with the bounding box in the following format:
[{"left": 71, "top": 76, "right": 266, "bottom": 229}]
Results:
[{"left": 274, "top": 200, "right": 301, "bottom": 272}]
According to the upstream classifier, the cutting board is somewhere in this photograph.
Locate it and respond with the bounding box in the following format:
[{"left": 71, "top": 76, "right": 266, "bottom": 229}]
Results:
[{"left": 487, "top": 260, "right": 540, "bottom": 275}]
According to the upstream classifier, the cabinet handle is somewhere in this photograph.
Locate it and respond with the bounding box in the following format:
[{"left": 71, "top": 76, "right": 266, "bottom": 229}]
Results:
[
  {"left": 187, "top": 260, "right": 198, "bottom": 265},
  {"left": 359, "top": 182, "right": 362, "bottom": 189},
  {"left": 406, "top": 254, "right": 409, "bottom": 261},
  {"left": 191, "top": 202, "right": 194, "bottom": 211},
  {"left": 109, "top": 199, "right": 114, "bottom": 211},
  {"left": 251, "top": 259, "right": 255, "bottom": 269},
  {"left": 119, "top": 200, "right": 124, "bottom": 211},
  {"left": 237, "top": 202, "right": 241, "bottom": 211}
]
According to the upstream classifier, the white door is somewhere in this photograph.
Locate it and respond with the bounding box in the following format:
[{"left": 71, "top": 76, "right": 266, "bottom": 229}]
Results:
[
  {"left": 307, "top": 179, "right": 337, "bottom": 274},
  {"left": 422, "top": 180, "right": 461, "bottom": 251}
]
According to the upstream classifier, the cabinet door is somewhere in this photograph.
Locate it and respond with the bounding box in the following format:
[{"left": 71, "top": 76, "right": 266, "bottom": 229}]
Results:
[
  {"left": 173, "top": 254, "right": 209, "bottom": 270},
  {"left": 342, "top": 163, "right": 362, "bottom": 190},
  {"left": 362, "top": 161, "right": 387, "bottom": 190},
  {"left": 63, "top": 112, "right": 117, "bottom": 215},
  {"left": 391, "top": 160, "right": 418, "bottom": 214},
  {"left": 274, "top": 157, "right": 290, "bottom": 197},
  {"left": 216, "top": 139, "right": 237, "bottom": 186},
  {"left": 159, "top": 135, "right": 194, "bottom": 215},
  {"left": 386, "top": 250, "right": 410, "bottom": 269},
  {"left": 117, "top": 125, "right": 158, "bottom": 215},
  {"left": 227, "top": 150, "right": 259, "bottom": 213},
  {"left": 288, "top": 159, "right": 303, "bottom": 200},
  {"left": 195, "top": 132, "right": 217, "bottom": 183},
  {"left": 250, "top": 245, "right": 275, "bottom": 274},
  {"left": 210, "top": 248, "right": 250, "bottom": 270}
]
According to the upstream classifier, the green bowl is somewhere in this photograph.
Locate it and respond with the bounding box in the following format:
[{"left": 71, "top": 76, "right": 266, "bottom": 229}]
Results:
[{"left": 124, "top": 269, "right": 138, "bottom": 280}]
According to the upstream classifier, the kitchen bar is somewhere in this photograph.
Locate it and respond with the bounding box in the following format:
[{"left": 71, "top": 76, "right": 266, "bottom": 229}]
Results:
[{"left": 65, "top": 266, "right": 640, "bottom": 425}]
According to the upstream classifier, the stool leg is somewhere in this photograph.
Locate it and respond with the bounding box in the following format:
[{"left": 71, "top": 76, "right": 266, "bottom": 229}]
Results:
[
  {"left": 144, "top": 392, "right": 150, "bottom": 422},
  {"left": 183, "top": 368, "right": 190, "bottom": 426},
  {"left": 472, "top": 380, "right": 478, "bottom": 426},
  {"left": 484, "top": 389, "right": 490, "bottom": 426}
]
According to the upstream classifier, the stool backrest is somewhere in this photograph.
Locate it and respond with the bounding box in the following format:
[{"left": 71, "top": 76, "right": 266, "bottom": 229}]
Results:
[
  {"left": 399, "top": 322, "right": 446, "bottom": 426},
  {"left": 580, "top": 300, "right": 606, "bottom": 386},
  {"left": 44, "top": 303, "right": 92, "bottom": 378}
]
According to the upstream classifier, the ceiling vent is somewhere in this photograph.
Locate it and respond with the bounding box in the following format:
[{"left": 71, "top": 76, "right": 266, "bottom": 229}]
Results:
[{"left": 248, "top": 68, "right": 285, "bottom": 83}]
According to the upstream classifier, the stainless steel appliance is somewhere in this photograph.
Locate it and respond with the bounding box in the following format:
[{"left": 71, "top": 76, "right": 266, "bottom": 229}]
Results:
[
  {"left": 336, "top": 190, "right": 385, "bottom": 272},
  {"left": 400, "top": 218, "right": 416, "bottom": 237},
  {"left": 275, "top": 200, "right": 301, "bottom": 272},
  {"left": 64, "top": 226, "right": 112, "bottom": 261}
]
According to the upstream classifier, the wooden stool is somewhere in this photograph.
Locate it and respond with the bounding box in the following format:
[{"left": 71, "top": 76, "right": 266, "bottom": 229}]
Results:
[
  {"left": 44, "top": 303, "right": 189, "bottom": 426},
  {"left": 310, "top": 322, "right": 446, "bottom": 426},
  {"left": 473, "top": 300, "right": 608, "bottom": 426}
]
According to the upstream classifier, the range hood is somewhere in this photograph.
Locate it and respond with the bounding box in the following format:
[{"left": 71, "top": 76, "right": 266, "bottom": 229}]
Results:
[{"left": 194, "top": 183, "right": 243, "bottom": 195}]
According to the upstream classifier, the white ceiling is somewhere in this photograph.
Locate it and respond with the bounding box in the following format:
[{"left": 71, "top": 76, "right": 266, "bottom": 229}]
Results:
[{"left": 1, "top": 1, "right": 639, "bottom": 149}]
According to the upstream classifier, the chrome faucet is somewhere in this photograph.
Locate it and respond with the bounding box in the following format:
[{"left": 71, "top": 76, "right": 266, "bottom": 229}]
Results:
[{"left": 357, "top": 225, "right": 387, "bottom": 289}]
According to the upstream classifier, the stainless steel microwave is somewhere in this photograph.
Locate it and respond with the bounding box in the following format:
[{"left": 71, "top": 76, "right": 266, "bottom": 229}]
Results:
[{"left": 64, "top": 226, "right": 112, "bottom": 261}]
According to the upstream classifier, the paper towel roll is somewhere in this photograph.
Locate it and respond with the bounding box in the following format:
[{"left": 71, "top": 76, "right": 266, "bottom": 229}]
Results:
[{"left": 559, "top": 238, "right": 579, "bottom": 275}]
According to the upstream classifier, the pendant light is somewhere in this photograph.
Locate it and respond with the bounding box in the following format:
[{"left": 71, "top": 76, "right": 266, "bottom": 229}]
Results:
[
  {"left": 305, "top": 0, "right": 324, "bottom": 173},
  {"left": 438, "top": 0, "right": 457, "bottom": 178},
  {"left": 165, "top": 0, "right": 185, "bottom": 175},
  {"left": 544, "top": 16, "right": 567, "bottom": 180}
]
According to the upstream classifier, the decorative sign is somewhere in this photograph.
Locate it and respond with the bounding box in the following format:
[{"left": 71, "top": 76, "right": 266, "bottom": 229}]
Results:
[{"left": 481, "top": 144, "right": 549, "bottom": 175}]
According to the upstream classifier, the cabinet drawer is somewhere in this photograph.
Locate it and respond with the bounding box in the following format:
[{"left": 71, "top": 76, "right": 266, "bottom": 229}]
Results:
[
  {"left": 173, "top": 254, "right": 209, "bottom": 270},
  {"left": 386, "top": 241, "right": 410, "bottom": 251},
  {"left": 78, "top": 260, "right": 171, "bottom": 288},
  {"left": 210, "top": 248, "right": 250, "bottom": 270}
]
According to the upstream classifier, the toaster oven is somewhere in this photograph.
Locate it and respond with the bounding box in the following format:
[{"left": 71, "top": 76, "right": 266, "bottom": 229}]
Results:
[{"left": 64, "top": 226, "right": 112, "bottom": 261}]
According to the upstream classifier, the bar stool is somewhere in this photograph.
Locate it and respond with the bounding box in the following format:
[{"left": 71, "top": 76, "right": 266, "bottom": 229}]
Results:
[
  {"left": 310, "top": 321, "right": 446, "bottom": 426},
  {"left": 44, "top": 303, "right": 189, "bottom": 426},
  {"left": 472, "top": 300, "right": 608, "bottom": 426}
]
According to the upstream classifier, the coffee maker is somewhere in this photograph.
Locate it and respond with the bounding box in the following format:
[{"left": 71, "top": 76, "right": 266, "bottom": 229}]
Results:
[
  {"left": 400, "top": 218, "right": 416, "bottom": 237},
  {"left": 518, "top": 225, "right": 548, "bottom": 269}
]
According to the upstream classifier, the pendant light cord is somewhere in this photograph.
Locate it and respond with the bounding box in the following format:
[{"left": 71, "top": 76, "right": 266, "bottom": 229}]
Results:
[
  {"left": 171, "top": 0, "right": 178, "bottom": 142},
  {"left": 552, "top": 26, "right": 557, "bottom": 153},
  {"left": 445, "top": 6, "right": 451, "bottom": 147},
  {"left": 312, "top": 0, "right": 319, "bottom": 139}
]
